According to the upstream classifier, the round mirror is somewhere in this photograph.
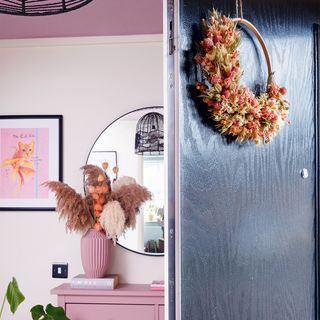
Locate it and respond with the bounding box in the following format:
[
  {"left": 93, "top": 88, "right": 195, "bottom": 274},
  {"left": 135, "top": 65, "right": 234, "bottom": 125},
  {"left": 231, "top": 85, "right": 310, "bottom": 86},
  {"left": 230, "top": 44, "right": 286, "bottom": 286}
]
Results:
[{"left": 86, "top": 106, "right": 164, "bottom": 256}]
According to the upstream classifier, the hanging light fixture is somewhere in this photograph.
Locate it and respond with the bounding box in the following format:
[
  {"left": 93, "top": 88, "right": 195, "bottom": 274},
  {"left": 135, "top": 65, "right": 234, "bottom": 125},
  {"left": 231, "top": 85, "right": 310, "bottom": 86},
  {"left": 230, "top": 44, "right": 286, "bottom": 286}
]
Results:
[
  {"left": 135, "top": 112, "right": 164, "bottom": 155},
  {"left": 0, "top": 0, "right": 94, "bottom": 16}
]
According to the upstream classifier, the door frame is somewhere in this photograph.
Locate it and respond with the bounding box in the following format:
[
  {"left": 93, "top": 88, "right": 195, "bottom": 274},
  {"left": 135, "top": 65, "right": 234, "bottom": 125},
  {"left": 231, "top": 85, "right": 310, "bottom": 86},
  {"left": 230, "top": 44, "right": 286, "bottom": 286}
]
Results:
[
  {"left": 164, "top": 0, "right": 180, "bottom": 320},
  {"left": 314, "top": 22, "right": 320, "bottom": 320}
]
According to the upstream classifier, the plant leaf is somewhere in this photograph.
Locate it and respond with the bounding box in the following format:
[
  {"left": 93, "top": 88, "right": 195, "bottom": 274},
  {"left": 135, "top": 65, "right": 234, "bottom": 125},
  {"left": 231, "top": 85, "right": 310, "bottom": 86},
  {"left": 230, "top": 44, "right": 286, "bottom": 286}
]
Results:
[
  {"left": 45, "top": 304, "right": 70, "bottom": 320},
  {"left": 30, "top": 304, "right": 70, "bottom": 320},
  {"left": 6, "top": 277, "right": 25, "bottom": 314},
  {"left": 31, "top": 305, "right": 47, "bottom": 320}
]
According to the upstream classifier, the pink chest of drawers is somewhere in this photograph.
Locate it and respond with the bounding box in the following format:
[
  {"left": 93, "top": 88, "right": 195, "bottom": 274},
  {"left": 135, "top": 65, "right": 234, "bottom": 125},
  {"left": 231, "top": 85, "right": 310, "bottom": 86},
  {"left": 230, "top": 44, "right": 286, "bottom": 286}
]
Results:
[{"left": 51, "top": 283, "right": 164, "bottom": 320}]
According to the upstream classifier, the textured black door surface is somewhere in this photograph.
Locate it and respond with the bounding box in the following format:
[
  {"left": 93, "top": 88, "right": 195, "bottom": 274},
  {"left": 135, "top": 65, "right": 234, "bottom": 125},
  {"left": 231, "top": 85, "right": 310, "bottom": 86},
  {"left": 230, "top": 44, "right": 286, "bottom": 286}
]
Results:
[{"left": 179, "top": 1, "right": 320, "bottom": 319}]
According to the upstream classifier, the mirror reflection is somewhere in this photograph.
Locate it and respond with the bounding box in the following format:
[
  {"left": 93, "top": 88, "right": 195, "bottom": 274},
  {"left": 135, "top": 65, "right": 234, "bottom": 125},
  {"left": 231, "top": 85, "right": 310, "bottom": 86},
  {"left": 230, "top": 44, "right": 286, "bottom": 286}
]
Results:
[{"left": 87, "top": 106, "right": 164, "bottom": 256}]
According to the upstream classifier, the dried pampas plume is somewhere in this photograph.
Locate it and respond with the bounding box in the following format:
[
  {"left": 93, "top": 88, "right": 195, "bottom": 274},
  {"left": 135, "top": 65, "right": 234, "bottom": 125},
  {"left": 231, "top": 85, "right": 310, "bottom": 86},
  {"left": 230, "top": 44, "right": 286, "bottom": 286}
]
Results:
[
  {"left": 100, "top": 200, "right": 126, "bottom": 243},
  {"left": 112, "top": 176, "right": 136, "bottom": 192},
  {"left": 81, "top": 164, "right": 111, "bottom": 190},
  {"left": 43, "top": 181, "right": 92, "bottom": 232},
  {"left": 111, "top": 177, "right": 152, "bottom": 229}
]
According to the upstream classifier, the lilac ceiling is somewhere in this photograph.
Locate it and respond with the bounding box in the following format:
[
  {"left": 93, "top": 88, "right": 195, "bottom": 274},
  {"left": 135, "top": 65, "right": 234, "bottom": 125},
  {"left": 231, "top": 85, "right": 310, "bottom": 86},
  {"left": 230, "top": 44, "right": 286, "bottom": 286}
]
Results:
[{"left": 0, "top": 0, "right": 163, "bottom": 39}]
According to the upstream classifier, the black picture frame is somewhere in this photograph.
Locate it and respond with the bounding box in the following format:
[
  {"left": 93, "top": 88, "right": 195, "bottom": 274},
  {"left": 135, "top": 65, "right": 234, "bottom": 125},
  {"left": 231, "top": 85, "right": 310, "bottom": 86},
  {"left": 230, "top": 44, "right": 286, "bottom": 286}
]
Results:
[{"left": 0, "top": 115, "right": 63, "bottom": 211}]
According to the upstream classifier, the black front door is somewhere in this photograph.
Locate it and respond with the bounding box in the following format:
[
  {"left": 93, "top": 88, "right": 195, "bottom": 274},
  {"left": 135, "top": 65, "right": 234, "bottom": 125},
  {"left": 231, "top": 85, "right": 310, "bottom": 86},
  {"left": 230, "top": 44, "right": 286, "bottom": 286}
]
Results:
[{"left": 175, "top": 0, "right": 320, "bottom": 319}]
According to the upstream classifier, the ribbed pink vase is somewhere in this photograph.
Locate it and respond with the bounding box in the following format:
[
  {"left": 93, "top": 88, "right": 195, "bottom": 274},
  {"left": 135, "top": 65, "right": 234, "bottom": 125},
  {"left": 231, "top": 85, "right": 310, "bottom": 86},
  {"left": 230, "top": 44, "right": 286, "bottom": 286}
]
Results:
[{"left": 80, "top": 228, "right": 112, "bottom": 278}]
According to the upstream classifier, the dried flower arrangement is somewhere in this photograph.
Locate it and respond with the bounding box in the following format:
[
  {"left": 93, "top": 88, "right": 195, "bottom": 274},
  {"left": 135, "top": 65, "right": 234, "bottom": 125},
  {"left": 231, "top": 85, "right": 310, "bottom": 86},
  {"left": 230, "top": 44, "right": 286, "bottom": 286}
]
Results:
[
  {"left": 194, "top": 9, "right": 289, "bottom": 144},
  {"left": 44, "top": 164, "right": 151, "bottom": 243}
]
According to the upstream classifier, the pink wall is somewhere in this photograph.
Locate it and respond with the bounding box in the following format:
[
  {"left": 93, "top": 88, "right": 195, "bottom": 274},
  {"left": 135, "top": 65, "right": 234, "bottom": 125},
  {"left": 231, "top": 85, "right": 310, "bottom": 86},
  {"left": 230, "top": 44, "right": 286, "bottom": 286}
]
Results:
[{"left": 0, "top": 0, "right": 163, "bottom": 39}]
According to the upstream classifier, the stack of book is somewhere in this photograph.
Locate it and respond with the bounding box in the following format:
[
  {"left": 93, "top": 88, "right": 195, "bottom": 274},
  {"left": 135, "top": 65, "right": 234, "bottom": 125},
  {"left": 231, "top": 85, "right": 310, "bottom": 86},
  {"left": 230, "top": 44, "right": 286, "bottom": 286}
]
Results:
[
  {"left": 150, "top": 280, "right": 164, "bottom": 291},
  {"left": 71, "top": 274, "right": 119, "bottom": 290}
]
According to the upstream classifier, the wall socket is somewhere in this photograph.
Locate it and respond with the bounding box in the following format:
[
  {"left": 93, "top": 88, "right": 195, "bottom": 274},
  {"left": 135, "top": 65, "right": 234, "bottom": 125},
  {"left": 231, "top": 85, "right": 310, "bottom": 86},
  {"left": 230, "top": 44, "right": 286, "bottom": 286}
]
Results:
[{"left": 52, "top": 263, "right": 68, "bottom": 278}]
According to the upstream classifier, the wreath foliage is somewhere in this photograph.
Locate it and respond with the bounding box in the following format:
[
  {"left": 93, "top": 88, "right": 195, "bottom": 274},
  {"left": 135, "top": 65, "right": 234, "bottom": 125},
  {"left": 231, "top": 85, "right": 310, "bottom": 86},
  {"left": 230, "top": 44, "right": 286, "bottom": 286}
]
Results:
[{"left": 195, "top": 9, "right": 289, "bottom": 144}]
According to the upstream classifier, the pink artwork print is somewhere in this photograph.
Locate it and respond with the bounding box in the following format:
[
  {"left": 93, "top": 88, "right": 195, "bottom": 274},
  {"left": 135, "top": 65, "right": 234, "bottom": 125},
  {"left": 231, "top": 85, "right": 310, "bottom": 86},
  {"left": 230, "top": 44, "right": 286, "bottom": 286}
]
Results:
[{"left": 0, "top": 128, "right": 49, "bottom": 199}]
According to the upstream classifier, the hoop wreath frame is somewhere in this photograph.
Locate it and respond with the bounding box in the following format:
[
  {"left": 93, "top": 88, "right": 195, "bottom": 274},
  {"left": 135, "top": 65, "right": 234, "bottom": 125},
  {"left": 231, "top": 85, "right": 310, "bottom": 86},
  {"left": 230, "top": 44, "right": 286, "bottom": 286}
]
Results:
[{"left": 195, "top": 9, "right": 289, "bottom": 144}]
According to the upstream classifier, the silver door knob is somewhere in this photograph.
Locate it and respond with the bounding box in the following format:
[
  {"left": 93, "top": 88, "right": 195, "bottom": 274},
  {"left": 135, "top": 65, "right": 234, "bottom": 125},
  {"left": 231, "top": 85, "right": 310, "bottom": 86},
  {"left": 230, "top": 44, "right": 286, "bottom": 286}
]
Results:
[{"left": 301, "top": 168, "right": 309, "bottom": 179}]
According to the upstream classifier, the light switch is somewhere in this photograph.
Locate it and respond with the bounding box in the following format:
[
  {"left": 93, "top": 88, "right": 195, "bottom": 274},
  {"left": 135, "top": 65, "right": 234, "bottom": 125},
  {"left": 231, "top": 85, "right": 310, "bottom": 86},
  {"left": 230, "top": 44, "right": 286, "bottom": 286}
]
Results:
[{"left": 52, "top": 263, "right": 68, "bottom": 278}]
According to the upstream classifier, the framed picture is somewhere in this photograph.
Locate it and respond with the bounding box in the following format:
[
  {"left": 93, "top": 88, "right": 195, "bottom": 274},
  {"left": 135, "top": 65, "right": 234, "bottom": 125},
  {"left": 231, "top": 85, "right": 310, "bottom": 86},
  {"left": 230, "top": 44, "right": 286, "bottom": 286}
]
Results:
[
  {"left": 87, "top": 151, "right": 118, "bottom": 181},
  {"left": 0, "top": 115, "right": 63, "bottom": 211}
]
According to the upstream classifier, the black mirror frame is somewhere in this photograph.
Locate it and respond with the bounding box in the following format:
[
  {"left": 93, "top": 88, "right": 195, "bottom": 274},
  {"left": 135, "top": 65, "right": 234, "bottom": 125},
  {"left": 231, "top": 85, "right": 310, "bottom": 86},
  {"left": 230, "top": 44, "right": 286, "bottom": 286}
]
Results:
[{"left": 86, "top": 106, "right": 164, "bottom": 257}]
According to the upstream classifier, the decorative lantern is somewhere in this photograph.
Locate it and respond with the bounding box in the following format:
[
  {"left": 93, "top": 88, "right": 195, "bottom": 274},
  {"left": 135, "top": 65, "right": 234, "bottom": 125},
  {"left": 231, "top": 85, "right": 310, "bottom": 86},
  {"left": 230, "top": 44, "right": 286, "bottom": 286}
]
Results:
[
  {"left": 0, "top": 0, "right": 93, "bottom": 16},
  {"left": 135, "top": 112, "right": 164, "bottom": 155}
]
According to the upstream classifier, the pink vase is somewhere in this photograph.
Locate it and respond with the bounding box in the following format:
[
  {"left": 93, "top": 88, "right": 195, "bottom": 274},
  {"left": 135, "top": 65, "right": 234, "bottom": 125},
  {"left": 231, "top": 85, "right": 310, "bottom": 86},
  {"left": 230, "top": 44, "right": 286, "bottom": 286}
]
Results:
[{"left": 80, "top": 228, "right": 112, "bottom": 278}]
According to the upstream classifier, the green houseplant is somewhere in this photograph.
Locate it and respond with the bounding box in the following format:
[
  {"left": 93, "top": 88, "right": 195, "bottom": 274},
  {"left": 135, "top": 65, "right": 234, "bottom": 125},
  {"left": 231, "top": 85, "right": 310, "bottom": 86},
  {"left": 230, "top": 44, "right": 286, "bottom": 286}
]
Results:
[
  {"left": 0, "top": 277, "right": 25, "bottom": 318},
  {"left": 30, "top": 304, "right": 70, "bottom": 320},
  {"left": 0, "top": 278, "right": 69, "bottom": 320}
]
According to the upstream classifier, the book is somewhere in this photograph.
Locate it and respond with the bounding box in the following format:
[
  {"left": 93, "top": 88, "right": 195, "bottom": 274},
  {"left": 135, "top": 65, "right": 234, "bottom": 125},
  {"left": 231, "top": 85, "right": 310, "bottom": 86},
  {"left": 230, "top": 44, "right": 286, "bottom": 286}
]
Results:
[
  {"left": 71, "top": 274, "right": 119, "bottom": 290},
  {"left": 150, "top": 280, "right": 164, "bottom": 291}
]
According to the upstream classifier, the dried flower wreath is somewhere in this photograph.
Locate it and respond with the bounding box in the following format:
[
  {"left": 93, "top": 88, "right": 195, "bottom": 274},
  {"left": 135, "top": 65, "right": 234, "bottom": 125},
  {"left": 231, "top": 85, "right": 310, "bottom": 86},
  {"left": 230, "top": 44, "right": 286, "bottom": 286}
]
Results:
[{"left": 194, "top": 9, "right": 289, "bottom": 144}]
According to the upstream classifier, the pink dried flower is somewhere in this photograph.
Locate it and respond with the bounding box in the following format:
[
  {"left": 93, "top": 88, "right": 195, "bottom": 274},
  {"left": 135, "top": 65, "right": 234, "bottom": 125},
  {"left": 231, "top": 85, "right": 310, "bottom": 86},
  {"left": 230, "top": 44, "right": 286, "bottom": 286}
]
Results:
[
  {"left": 213, "top": 102, "right": 222, "bottom": 110},
  {"left": 213, "top": 34, "right": 223, "bottom": 43},
  {"left": 279, "top": 87, "right": 287, "bottom": 95},
  {"left": 238, "top": 95, "right": 244, "bottom": 104},
  {"left": 251, "top": 109, "right": 261, "bottom": 119},
  {"left": 222, "top": 89, "right": 231, "bottom": 98},
  {"left": 251, "top": 99, "right": 258, "bottom": 107},
  {"left": 202, "top": 38, "right": 214, "bottom": 52},
  {"left": 223, "top": 77, "right": 232, "bottom": 88},
  {"left": 209, "top": 75, "right": 222, "bottom": 85}
]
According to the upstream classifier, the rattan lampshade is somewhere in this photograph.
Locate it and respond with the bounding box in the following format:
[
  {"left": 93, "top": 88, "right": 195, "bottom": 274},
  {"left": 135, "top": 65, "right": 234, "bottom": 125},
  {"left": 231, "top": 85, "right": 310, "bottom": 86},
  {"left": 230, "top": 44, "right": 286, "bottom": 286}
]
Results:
[
  {"left": 0, "top": 0, "right": 93, "bottom": 16},
  {"left": 135, "top": 112, "right": 164, "bottom": 155}
]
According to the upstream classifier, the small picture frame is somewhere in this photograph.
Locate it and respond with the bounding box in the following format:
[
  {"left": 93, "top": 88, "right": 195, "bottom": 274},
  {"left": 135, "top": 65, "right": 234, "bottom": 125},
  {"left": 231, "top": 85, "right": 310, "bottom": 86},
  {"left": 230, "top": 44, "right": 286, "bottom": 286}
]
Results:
[
  {"left": 0, "top": 115, "right": 63, "bottom": 211},
  {"left": 86, "top": 151, "right": 118, "bottom": 181}
]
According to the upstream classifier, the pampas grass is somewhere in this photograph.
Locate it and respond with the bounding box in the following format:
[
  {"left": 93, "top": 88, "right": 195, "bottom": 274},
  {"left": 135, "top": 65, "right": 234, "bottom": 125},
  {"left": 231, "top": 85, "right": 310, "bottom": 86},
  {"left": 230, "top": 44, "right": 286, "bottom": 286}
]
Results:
[
  {"left": 111, "top": 177, "right": 152, "bottom": 229},
  {"left": 43, "top": 181, "right": 92, "bottom": 232},
  {"left": 100, "top": 200, "right": 126, "bottom": 243},
  {"left": 112, "top": 176, "right": 136, "bottom": 192},
  {"left": 44, "top": 165, "right": 151, "bottom": 240}
]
